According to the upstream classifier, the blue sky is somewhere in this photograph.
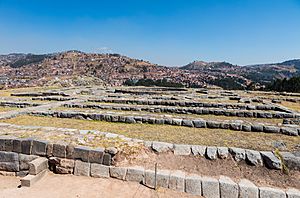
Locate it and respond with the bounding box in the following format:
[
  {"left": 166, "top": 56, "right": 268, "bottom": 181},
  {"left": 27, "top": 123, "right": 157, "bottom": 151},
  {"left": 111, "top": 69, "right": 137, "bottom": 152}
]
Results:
[{"left": 0, "top": 0, "right": 300, "bottom": 66}]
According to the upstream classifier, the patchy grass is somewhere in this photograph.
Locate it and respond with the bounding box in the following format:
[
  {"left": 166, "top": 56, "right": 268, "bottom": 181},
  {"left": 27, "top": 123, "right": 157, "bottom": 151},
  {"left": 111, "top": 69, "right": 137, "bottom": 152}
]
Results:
[
  {"left": 281, "top": 101, "right": 300, "bottom": 112},
  {"left": 0, "top": 107, "right": 17, "bottom": 112},
  {"left": 3, "top": 115, "right": 299, "bottom": 151}
]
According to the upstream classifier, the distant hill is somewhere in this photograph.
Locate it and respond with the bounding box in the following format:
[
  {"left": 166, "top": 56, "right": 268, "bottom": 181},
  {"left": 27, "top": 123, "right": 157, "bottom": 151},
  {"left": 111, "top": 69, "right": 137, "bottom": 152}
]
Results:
[{"left": 181, "top": 61, "right": 238, "bottom": 70}]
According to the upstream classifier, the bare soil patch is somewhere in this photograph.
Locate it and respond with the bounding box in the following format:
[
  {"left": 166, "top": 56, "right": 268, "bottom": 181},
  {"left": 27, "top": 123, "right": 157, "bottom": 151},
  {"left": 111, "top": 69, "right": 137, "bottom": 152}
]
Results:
[
  {"left": 116, "top": 150, "right": 300, "bottom": 189},
  {"left": 0, "top": 173, "right": 199, "bottom": 198}
]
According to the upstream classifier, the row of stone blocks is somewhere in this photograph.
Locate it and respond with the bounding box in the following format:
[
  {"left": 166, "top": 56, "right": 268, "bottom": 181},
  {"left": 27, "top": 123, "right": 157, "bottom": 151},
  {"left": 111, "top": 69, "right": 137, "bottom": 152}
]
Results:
[
  {"left": 149, "top": 142, "right": 297, "bottom": 170},
  {"left": 87, "top": 98, "right": 278, "bottom": 110},
  {"left": 11, "top": 91, "right": 70, "bottom": 97},
  {"left": 70, "top": 163, "right": 300, "bottom": 198},
  {"left": 0, "top": 101, "right": 40, "bottom": 108},
  {"left": 0, "top": 137, "right": 114, "bottom": 166},
  {"left": 32, "top": 97, "right": 75, "bottom": 101},
  {"left": 64, "top": 103, "right": 297, "bottom": 119},
  {"left": 31, "top": 111, "right": 300, "bottom": 136}
]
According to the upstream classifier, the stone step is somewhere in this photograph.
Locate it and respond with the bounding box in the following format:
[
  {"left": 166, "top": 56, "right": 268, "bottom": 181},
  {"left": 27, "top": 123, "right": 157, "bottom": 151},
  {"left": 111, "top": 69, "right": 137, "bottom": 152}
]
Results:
[
  {"left": 20, "top": 169, "right": 47, "bottom": 187},
  {"left": 29, "top": 157, "right": 48, "bottom": 175}
]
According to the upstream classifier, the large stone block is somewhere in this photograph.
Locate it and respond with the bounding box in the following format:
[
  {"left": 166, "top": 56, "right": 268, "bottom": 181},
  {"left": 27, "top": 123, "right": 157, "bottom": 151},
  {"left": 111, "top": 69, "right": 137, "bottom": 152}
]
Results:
[
  {"left": 53, "top": 143, "right": 66, "bottom": 158},
  {"left": 29, "top": 157, "right": 48, "bottom": 175},
  {"left": 32, "top": 140, "right": 48, "bottom": 156},
  {"left": 206, "top": 146, "right": 217, "bottom": 160},
  {"left": 219, "top": 176, "right": 239, "bottom": 198},
  {"left": 74, "top": 160, "right": 90, "bottom": 176},
  {"left": 202, "top": 176, "right": 220, "bottom": 198},
  {"left": 238, "top": 179, "right": 259, "bottom": 198},
  {"left": 73, "top": 146, "right": 90, "bottom": 162},
  {"left": 103, "top": 153, "right": 111, "bottom": 166},
  {"left": 286, "top": 188, "right": 300, "bottom": 198},
  {"left": 168, "top": 170, "right": 185, "bottom": 192},
  {"left": 259, "top": 187, "right": 286, "bottom": 198},
  {"left": 217, "top": 147, "right": 229, "bottom": 159},
  {"left": 152, "top": 141, "right": 173, "bottom": 153},
  {"left": 260, "top": 151, "right": 282, "bottom": 170},
  {"left": 89, "top": 148, "right": 104, "bottom": 164},
  {"left": 192, "top": 119, "right": 206, "bottom": 128},
  {"left": 125, "top": 166, "right": 145, "bottom": 183},
  {"left": 19, "top": 154, "right": 38, "bottom": 170},
  {"left": 191, "top": 145, "right": 206, "bottom": 156},
  {"left": 12, "top": 138, "right": 23, "bottom": 153},
  {"left": 229, "top": 147, "right": 245, "bottom": 162},
  {"left": 0, "top": 151, "right": 19, "bottom": 172},
  {"left": 185, "top": 174, "right": 201, "bottom": 195},
  {"left": 90, "top": 163, "right": 109, "bottom": 178},
  {"left": 110, "top": 166, "right": 127, "bottom": 180},
  {"left": 0, "top": 137, "right": 14, "bottom": 152},
  {"left": 245, "top": 149, "right": 263, "bottom": 166},
  {"left": 281, "top": 152, "right": 300, "bottom": 170},
  {"left": 144, "top": 169, "right": 170, "bottom": 188},
  {"left": 173, "top": 144, "right": 191, "bottom": 156},
  {"left": 21, "top": 139, "right": 33, "bottom": 155}
]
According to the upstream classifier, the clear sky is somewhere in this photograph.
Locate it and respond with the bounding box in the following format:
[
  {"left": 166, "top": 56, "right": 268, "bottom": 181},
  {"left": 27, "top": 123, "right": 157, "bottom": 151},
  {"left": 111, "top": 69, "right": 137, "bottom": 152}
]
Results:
[{"left": 0, "top": 0, "right": 300, "bottom": 66}]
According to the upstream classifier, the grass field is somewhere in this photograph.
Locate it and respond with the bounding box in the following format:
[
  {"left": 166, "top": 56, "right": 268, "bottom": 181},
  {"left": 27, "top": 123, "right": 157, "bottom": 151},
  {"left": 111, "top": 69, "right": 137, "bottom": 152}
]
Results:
[
  {"left": 3, "top": 115, "right": 299, "bottom": 151},
  {"left": 281, "top": 101, "right": 300, "bottom": 112},
  {"left": 0, "top": 107, "right": 17, "bottom": 112}
]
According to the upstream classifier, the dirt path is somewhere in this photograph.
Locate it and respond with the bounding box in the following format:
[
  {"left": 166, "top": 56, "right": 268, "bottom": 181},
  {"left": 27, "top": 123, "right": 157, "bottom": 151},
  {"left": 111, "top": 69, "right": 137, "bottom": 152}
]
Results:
[{"left": 0, "top": 173, "right": 199, "bottom": 198}]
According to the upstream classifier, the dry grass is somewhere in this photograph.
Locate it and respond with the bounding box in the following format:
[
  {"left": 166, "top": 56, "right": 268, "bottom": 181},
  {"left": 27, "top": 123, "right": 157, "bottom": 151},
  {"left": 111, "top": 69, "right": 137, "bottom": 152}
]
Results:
[
  {"left": 3, "top": 115, "right": 299, "bottom": 151},
  {"left": 0, "top": 107, "right": 17, "bottom": 112},
  {"left": 281, "top": 101, "right": 300, "bottom": 112}
]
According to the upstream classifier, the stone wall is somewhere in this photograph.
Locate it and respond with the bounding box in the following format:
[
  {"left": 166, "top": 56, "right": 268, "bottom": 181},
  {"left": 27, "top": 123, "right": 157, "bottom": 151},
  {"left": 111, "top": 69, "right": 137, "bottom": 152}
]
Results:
[{"left": 29, "top": 111, "right": 300, "bottom": 136}]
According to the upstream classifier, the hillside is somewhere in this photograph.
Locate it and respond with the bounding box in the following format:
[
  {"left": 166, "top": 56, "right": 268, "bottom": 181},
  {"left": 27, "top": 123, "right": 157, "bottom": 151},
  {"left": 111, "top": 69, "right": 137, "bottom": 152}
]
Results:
[{"left": 1, "top": 50, "right": 300, "bottom": 90}]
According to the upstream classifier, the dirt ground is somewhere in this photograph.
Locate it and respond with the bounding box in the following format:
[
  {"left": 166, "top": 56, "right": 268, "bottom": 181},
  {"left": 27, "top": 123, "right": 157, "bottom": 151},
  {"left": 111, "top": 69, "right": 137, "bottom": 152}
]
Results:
[
  {"left": 0, "top": 173, "right": 200, "bottom": 198},
  {"left": 116, "top": 151, "right": 300, "bottom": 189}
]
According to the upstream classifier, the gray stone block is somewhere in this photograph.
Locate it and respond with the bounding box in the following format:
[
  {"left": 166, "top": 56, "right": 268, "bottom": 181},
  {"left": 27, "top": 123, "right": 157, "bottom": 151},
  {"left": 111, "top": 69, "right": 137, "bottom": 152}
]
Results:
[
  {"left": 202, "top": 176, "right": 220, "bottom": 198},
  {"left": 110, "top": 166, "right": 127, "bottom": 180},
  {"left": 193, "top": 119, "right": 206, "bottom": 128},
  {"left": 21, "top": 139, "right": 33, "bottom": 155},
  {"left": 152, "top": 141, "right": 173, "bottom": 153},
  {"left": 185, "top": 174, "right": 201, "bottom": 195},
  {"left": 19, "top": 154, "right": 38, "bottom": 170},
  {"left": 182, "top": 120, "right": 194, "bottom": 127},
  {"left": 173, "top": 144, "right": 191, "bottom": 156},
  {"left": 90, "top": 163, "right": 109, "bottom": 178},
  {"left": 0, "top": 137, "right": 14, "bottom": 152},
  {"left": 259, "top": 187, "right": 286, "bottom": 198},
  {"left": 238, "top": 179, "right": 259, "bottom": 198},
  {"left": 103, "top": 153, "right": 111, "bottom": 166},
  {"left": 260, "top": 151, "right": 282, "bottom": 170},
  {"left": 172, "top": 118, "right": 182, "bottom": 126},
  {"left": 191, "top": 145, "right": 206, "bottom": 156},
  {"left": 53, "top": 143, "right": 66, "bottom": 158},
  {"left": 229, "top": 147, "right": 246, "bottom": 162},
  {"left": 281, "top": 152, "right": 300, "bottom": 170},
  {"left": 89, "top": 148, "right": 104, "bottom": 164},
  {"left": 251, "top": 124, "right": 263, "bottom": 132},
  {"left": 12, "top": 138, "right": 22, "bottom": 153},
  {"left": 168, "top": 170, "right": 185, "bottom": 192},
  {"left": 32, "top": 140, "right": 48, "bottom": 156},
  {"left": 281, "top": 127, "right": 298, "bottom": 136},
  {"left": 245, "top": 149, "right": 263, "bottom": 166},
  {"left": 29, "top": 157, "right": 48, "bottom": 175},
  {"left": 144, "top": 169, "right": 170, "bottom": 188},
  {"left": 286, "top": 188, "right": 300, "bottom": 198},
  {"left": 74, "top": 146, "right": 90, "bottom": 162},
  {"left": 206, "top": 121, "right": 221, "bottom": 128},
  {"left": 0, "top": 151, "right": 19, "bottom": 172},
  {"left": 219, "top": 176, "right": 239, "bottom": 198},
  {"left": 264, "top": 126, "right": 280, "bottom": 133},
  {"left": 217, "top": 147, "right": 229, "bottom": 159},
  {"left": 206, "top": 146, "right": 217, "bottom": 160},
  {"left": 74, "top": 160, "right": 90, "bottom": 176},
  {"left": 125, "top": 166, "right": 145, "bottom": 183}
]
